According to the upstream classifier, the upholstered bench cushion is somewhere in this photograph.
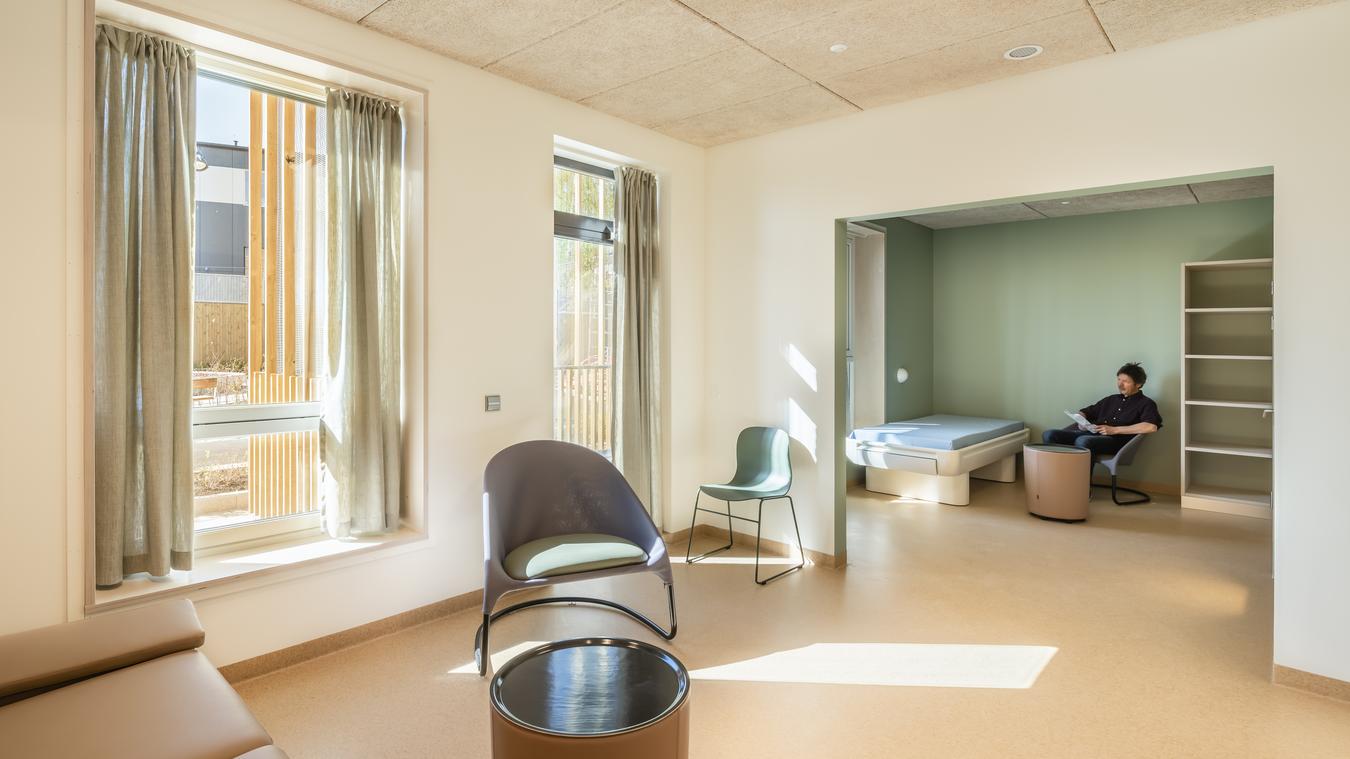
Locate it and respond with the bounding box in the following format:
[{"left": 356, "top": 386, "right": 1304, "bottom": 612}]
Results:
[
  {"left": 504, "top": 533, "right": 648, "bottom": 580},
  {"left": 0, "top": 650, "right": 274, "bottom": 759}
]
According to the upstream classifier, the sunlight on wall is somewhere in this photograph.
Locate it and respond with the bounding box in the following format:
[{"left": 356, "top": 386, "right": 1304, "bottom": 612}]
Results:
[
  {"left": 785, "top": 344, "right": 818, "bottom": 392},
  {"left": 690, "top": 643, "right": 1057, "bottom": 689},
  {"left": 787, "top": 398, "right": 817, "bottom": 462}
]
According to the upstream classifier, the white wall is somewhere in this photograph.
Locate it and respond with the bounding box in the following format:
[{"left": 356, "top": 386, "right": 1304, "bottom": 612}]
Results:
[
  {"left": 0, "top": 0, "right": 705, "bottom": 667},
  {"left": 701, "top": 3, "right": 1350, "bottom": 683},
  {"left": 0, "top": 0, "right": 71, "bottom": 636}
]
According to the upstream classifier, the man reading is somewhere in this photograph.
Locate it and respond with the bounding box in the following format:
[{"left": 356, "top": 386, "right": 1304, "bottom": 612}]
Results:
[{"left": 1043, "top": 362, "right": 1163, "bottom": 458}]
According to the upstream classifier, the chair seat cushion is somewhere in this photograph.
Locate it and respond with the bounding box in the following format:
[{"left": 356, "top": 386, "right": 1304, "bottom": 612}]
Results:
[
  {"left": 504, "top": 533, "right": 648, "bottom": 580},
  {"left": 699, "top": 482, "right": 787, "bottom": 501}
]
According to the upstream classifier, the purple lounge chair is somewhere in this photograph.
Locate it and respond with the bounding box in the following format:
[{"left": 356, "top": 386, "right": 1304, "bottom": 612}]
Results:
[{"left": 474, "top": 440, "right": 677, "bottom": 676}]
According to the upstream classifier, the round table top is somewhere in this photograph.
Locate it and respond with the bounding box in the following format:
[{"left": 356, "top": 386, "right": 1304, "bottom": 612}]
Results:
[
  {"left": 1025, "top": 443, "right": 1090, "bottom": 455},
  {"left": 490, "top": 637, "right": 689, "bottom": 738}
]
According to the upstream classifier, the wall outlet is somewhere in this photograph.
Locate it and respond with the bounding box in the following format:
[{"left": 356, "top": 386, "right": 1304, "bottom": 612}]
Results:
[{"left": 484, "top": 395, "right": 501, "bottom": 412}]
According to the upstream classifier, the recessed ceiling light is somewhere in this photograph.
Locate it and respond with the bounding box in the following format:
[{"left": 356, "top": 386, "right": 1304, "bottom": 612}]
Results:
[
  {"left": 829, "top": 43, "right": 848, "bottom": 54},
  {"left": 1004, "top": 44, "right": 1043, "bottom": 61},
  {"left": 1059, "top": 200, "right": 1071, "bottom": 205}
]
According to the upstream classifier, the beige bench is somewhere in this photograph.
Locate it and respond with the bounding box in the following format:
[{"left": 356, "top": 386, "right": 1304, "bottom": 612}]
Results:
[{"left": 0, "top": 599, "right": 286, "bottom": 759}]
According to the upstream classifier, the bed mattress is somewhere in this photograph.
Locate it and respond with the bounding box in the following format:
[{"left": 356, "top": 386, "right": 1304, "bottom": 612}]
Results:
[{"left": 850, "top": 415, "right": 1026, "bottom": 451}]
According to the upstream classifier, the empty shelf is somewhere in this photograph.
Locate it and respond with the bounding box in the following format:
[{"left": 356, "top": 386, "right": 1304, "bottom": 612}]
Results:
[
  {"left": 1184, "top": 484, "right": 1271, "bottom": 508},
  {"left": 1183, "top": 258, "right": 1273, "bottom": 270},
  {"left": 1185, "top": 442, "right": 1273, "bottom": 459},
  {"left": 1184, "top": 307, "right": 1273, "bottom": 313},
  {"left": 1184, "top": 399, "right": 1274, "bottom": 410},
  {"left": 1185, "top": 354, "right": 1273, "bottom": 361}
]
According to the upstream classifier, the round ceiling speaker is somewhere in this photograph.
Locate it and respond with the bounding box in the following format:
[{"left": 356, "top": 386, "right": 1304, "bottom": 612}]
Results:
[{"left": 1003, "top": 44, "right": 1044, "bottom": 60}]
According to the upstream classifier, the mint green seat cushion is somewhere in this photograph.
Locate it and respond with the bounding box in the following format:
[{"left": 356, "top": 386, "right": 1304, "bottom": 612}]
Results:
[{"left": 503, "top": 533, "right": 648, "bottom": 581}]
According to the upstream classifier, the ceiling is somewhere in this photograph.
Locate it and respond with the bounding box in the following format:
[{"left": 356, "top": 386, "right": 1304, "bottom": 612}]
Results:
[
  {"left": 291, "top": 0, "right": 1337, "bottom": 147},
  {"left": 892, "top": 173, "right": 1273, "bottom": 230}
]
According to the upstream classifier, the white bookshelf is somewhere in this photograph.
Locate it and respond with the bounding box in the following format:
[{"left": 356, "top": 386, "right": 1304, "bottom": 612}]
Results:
[{"left": 1181, "top": 258, "right": 1274, "bottom": 519}]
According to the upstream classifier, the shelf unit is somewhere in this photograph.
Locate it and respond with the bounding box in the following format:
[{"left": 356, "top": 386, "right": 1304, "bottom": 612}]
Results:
[{"left": 1181, "top": 258, "right": 1274, "bottom": 518}]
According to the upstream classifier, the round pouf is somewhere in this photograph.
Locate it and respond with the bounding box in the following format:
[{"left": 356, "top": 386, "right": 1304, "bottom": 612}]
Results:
[
  {"left": 489, "top": 637, "right": 690, "bottom": 759},
  {"left": 1023, "top": 443, "right": 1091, "bottom": 522}
]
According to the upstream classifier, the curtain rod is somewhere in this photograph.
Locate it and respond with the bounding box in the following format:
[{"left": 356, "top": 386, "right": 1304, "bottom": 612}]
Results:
[{"left": 95, "top": 18, "right": 401, "bottom": 110}]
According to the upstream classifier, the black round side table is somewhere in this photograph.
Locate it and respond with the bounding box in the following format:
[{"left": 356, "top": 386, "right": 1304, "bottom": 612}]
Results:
[{"left": 489, "top": 637, "right": 690, "bottom": 758}]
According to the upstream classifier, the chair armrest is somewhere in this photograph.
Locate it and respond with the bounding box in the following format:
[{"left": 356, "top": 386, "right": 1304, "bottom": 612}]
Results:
[{"left": 0, "top": 599, "right": 205, "bottom": 703}]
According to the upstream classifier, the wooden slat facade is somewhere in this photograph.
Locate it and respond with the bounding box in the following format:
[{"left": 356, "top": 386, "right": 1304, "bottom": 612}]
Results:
[
  {"left": 554, "top": 366, "right": 612, "bottom": 455},
  {"left": 245, "top": 96, "right": 323, "bottom": 522},
  {"left": 247, "top": 91, "right": 263, "bottom": 374}
]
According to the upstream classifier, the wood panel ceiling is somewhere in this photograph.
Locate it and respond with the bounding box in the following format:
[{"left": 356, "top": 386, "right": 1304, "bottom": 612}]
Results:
[{"left": 291, "top": 0, "right": 1337, "bottom": 146}]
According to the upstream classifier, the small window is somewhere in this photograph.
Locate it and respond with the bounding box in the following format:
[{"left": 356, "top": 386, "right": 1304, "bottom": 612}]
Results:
[{"left": 553, "top": 157, "right": 616, "bottom": 455}]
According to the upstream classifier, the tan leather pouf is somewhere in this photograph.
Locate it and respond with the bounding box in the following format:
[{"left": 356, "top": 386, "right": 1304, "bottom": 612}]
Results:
[
  {"left": 1024, "top": 443, "right": 1091, "bottom": 522},
  {"left": 489, "top": 637, "right": 690, "bottom": 759}
]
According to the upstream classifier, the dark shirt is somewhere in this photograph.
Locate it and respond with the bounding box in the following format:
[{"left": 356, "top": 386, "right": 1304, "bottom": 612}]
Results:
[{"left": 1080, "top": 392, "right": 1163, "bottom": 434}]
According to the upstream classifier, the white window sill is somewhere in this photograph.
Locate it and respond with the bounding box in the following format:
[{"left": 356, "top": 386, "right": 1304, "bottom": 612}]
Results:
[{"left": 89, "top": 526, "right": 427, "bottom": 614}]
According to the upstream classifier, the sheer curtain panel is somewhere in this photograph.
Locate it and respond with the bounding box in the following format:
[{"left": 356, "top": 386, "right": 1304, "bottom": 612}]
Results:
[
  {"left": 321, "top": 88, "right": 404, "bottom": 536},
  {"left": 93, "top": 25, "right": 196, "bottom": 588},
  {"left": 612, "top": 166, "right": 662, "bottom": 528}
]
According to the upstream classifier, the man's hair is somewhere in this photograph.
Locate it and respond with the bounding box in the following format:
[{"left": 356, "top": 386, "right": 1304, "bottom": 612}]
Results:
[{"left": 1117, "top": 362, "right": 1147, "bottom": 386}]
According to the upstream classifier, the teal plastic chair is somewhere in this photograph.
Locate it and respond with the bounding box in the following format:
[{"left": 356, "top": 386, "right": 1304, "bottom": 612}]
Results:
[{"left": 686, "top": 426, "right": 804, "bottom": 584}]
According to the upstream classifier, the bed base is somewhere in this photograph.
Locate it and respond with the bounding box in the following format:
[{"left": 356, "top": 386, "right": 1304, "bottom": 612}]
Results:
[
  {"left": 848, "top": 427, "right": 1028, "bottom": 507},
  {"left": 864, "top": 455, "right": 1016, "bottom": 506}
]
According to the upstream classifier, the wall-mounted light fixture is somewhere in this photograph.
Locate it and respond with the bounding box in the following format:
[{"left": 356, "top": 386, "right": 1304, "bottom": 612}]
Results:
[{"left": 895, "top": 368, "right": 910, "bottom": 384}]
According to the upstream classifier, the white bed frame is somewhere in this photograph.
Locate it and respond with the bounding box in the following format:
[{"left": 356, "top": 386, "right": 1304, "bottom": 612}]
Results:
[{"left": 845, "top": 428, "right": 1030, "bottom": 506}]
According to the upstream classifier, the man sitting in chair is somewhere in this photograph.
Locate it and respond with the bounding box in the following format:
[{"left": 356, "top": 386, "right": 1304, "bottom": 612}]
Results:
[{"left": 1043, "top": 362, "right": 1163, "bottom": 457}]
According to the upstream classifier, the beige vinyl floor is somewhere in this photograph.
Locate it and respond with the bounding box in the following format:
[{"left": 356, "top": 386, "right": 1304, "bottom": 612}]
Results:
[{"left": 235, "top": 482, "right": 1350, "bottom": 758}]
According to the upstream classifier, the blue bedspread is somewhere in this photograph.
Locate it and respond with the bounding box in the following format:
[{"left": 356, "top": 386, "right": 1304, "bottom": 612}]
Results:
[{"left": 851, "top": 415, "right": 1025, "bottom": 451}]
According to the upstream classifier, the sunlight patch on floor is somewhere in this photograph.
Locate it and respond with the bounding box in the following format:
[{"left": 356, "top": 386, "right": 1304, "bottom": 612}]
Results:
[
  {"left": 690, "top": 643, "right": 1057, "bottom": 689},
  {"left": 447, "top": 640, "right": 549, "bottom": 675}
]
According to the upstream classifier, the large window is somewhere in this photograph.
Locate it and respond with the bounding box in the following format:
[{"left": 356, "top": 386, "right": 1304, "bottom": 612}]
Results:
[
  {"left": 191, "top": 68, "right": 328, "bottom": 546},
  {"left": 553, "top": 157, "right": 616, "bottom": 455}
]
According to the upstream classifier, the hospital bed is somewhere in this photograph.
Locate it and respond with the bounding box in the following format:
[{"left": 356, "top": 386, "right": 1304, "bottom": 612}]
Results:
[{"left": 845, "top": 415, "right": 1029, "bottom": 506}]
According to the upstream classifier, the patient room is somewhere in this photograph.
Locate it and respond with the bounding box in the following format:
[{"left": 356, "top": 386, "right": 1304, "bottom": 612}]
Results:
[{"left": 842, "top": 170, "right": 1275, "bottom": 533}]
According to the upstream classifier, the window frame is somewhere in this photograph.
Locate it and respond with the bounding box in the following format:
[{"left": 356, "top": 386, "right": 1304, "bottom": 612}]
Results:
[
  {"left": 551, "top": 155, "right": 618, "bottom": 455},
  {"left": 83, "top": 1, "right": 429, "bottom": 615},
  {"left": 189, "top": 59, "right": 329, "bottom": 546},
  {"left": 553, "top": 156, "right": 616, "bottom": 244}
]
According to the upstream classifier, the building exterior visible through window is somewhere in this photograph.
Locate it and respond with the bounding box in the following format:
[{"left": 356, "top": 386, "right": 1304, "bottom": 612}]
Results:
[{"left": 190, "top": 69, "right": 328, "bottom": 547}]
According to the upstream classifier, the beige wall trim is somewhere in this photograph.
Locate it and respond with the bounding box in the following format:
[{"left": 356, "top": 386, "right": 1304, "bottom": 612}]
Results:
[
  {"left": 664, "top": 524, "right": 843, "bottom": 568},
  {"left": 1273, "top": 665, "right": 1350, "bottom": 703},
  {"left": 219, "top": 589, "right": 479, "bottom": 683}
]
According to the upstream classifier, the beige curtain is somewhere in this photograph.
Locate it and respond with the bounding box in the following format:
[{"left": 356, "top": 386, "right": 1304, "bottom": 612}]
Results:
[
  {"left": 321, "top": 89, "right": 403, "bottom": 536},
  {"left": 613, "top": 166, "right": 662, "bottom": 527},
  {"left": 93, "top": 25, "right": 196, "bottom": 588}
]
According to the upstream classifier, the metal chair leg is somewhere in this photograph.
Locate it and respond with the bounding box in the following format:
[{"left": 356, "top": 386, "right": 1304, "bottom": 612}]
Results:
[
  {"left": 1105, "top": 475, "right": 1150, "bottom": 505},
  {"left": 474, "top": 612, "right": 490, "bottom": 676},
  {"left": 684, "top": 491, "right": 700, "bottom": 562},
  {"left": 755, "top": 496, "right": 806, "bottom": 585},
  {"left": 473, "top": 582, "right": 678, "bottom": 677},
  {"left": 686, "top": 491, "right": 734, "bottom": 564}
]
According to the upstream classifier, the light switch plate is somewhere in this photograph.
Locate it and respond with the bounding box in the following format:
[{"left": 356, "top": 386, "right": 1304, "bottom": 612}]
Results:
[{"left": 484, "top": 395, "right": 501, "bottom": 412}]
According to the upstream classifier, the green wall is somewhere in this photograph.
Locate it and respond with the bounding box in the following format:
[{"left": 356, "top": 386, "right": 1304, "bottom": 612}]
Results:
[
  {"left": 875, "top": 218, "right": 934, "bottom": 421},
  {"left": 928, "top": 197, "right": 1274, "bottom": 487}
]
